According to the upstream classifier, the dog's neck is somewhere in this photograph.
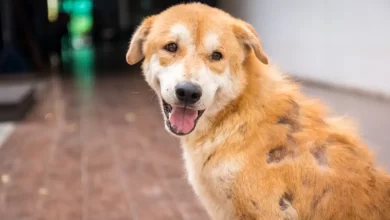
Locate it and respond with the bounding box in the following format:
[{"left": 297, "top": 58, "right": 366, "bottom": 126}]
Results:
[{"left": 182, "top": 54, "right": 285, "bottom": 148}]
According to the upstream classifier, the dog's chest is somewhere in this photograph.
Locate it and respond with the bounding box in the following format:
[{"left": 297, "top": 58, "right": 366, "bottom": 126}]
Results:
[{"left": 182, "top": 141, "right": 242, "bottom": 220}]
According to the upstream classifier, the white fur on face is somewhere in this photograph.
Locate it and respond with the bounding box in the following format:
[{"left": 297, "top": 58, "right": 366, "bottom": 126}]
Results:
[
  {"left": 145, "top": 56, "right": 240, "bottom": 113},
  {"left": 170, "top": 23, "right": 192, "bottom": 44},
  {"left": 148, "top": 54, "right": 185, "bottom": 105},
  {"left": 201, "top": 65, "right": 242, "bottom": 116},
  {"left": 142, "top": 23, "right": 193, "bottom": 103},
  {"left": 142, "top": 23, "right": 244, "bottom": 134},
  {"left": 204, "top": 32, "right": 219, "bottom": 53}
]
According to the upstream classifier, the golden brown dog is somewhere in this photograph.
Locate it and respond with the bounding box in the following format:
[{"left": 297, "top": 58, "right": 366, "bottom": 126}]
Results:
[{"left": 126, "top": 3, "right": 390, "bottom": 220}]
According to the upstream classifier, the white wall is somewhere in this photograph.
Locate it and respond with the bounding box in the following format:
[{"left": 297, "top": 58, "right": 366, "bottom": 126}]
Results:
[{"left": 219, "top": 0, "right": 390, "bottom": 96}]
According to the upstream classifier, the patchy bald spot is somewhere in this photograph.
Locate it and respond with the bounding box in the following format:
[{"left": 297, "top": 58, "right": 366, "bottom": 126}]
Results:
[
  {"left": 204, "top": 32, "right": 220, "bottom": 53},
  {"left": 267, "top": 146, "right": 288, "bottom": 164},
  {"left": 251, "top": 200, "right": 260, "bottom": 209},
  {"left": 170, "top": 23, "right": 192, "bottom": 44},
  {"left": 310, "top": 144, "right": 328, "bottom": 167},
  {"left": 279, "top": 193, "right": 293, "bottom": 211}
]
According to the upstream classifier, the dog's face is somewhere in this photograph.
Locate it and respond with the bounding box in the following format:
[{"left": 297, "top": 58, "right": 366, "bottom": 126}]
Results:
[{"left": 126, "top": 3, "right": 268, "bottom": 136}]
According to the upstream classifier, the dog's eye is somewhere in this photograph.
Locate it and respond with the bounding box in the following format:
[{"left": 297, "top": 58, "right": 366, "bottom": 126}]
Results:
[
  {"left": 211, "top": 51, "right": 223, "bottom": 61},
  {"left": 164, "top": 43, "right": 178, "bottom": 53}
]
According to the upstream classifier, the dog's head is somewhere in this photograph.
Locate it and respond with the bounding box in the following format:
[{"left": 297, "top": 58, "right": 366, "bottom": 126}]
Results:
[{"left": 126, "top": 3, "right": 268, "bottom": 136}]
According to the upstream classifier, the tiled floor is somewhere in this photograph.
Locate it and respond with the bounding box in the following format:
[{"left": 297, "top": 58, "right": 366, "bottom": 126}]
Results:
[
  {"left": 0, "top": 70, "right": 389, "bottom": 220},
  {"left": 0, "top": 73, "right": 208, "bottom": 220}
]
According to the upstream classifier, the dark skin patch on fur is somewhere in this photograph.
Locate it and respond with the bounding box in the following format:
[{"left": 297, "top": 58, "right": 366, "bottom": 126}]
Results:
[
  {"left": 310, "top": 144, "right": 328, "bottom": 167},
  {"left": 279, "top": 193, "right": 293, "bottom": 211},
  {"left": 251, "top": 200, "right": 260, "bottom": 209},
  {"left": 278, "top": 100, "right": 301, "bottom": 131},
  {"left": 268, "top": 135, "right": 296, "bottom": 163},
  {"left": 279, "top": 199, "right": 288, "bottom": 210},
  {"left": 227, "top": 193, "right": 232, "bottom": 200},
  {"left": 267, "top": 146, "right": 288, "bottom": 163},
  {"left": 226, "top": 188, "right": 233, "bottom": 199},
  {"left": 278, "top": 117, "right": 289, "bottom": 124},
  {"left": 238, "top": 123, "right": 248, "bottom": 134}
]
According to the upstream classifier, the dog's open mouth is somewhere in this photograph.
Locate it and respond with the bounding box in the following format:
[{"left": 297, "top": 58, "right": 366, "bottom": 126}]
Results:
[{"left": 162, "top": 100, "right": 205, "bottom": 135}]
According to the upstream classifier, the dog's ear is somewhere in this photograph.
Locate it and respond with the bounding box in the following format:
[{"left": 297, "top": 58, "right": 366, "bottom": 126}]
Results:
[
  {"left": 126, "top": 16, "right": 155, "bottom": 65},
  {"left": 232, "top": 20, "right": 269, "bottom": 65}
]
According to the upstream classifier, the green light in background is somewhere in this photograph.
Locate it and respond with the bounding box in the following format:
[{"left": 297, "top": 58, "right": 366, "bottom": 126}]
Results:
[
  {"left": 62, "top": 0, "right": 73, "bottom": 13},
  {"left": 73, "top": 1, "right": 92, "bottom": 14},
  {"left": 69, "top": 15, "right": 93, "bottom": 35},
  {"left": 72, "top": 46, "right": 95, "bottom": 102},
  {"left": 61, "top": 0, "right": 93, "bottom": 36}
]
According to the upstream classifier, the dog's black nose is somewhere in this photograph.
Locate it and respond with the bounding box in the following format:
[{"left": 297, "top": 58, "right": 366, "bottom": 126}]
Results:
[{"left": 175, "top": 82, "right": 202, "bottom": 104}]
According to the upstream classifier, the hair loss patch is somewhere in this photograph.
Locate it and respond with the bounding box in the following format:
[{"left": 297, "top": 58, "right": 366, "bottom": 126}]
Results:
[
  {"left": 279, "top": 193, "right": 298, "bottom": 219},
  {"left": 267, "top": 146, "right": 288, "bottom": 163},
  {"left": 310, "top": 144, "right": 328, "bottom": 167},
  {"left": 278, "top": 100, "right": 300, "bottom": 132},
  {"left": 267, "top": 137, "right": 296, "bottom": 164},
  {"left": 279, "top": 193, "right": 293, "bottom": 211}
]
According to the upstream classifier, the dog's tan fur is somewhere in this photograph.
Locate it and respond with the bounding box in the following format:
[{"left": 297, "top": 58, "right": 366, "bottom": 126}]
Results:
[{"left": 126, "top": 3, "right": 390, "bottom": 220}]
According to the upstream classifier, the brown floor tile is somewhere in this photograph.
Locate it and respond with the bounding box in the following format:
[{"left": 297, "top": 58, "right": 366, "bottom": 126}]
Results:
[
  {"left": 0, "top": 125, "right": 53, "bottom": 220},
  {"left": 127, "top": 168, "right": 184, "bottom": 220},
  {"left": 85, "top": 139, "right": 132, "bottom": 220},
  {"left": 37, "top": 127, "right": 83, "bottom": 220},
  {"left": 165, "top": 178, "right": 210, "bottom": 220},
  {"left": 109, "top": 128, "right": 184, "bottom": 220}
]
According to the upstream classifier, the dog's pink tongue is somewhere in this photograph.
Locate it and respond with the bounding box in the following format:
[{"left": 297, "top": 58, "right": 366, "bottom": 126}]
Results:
[{"left": 169, "top": 107, "right": 198, "bottom": 134}]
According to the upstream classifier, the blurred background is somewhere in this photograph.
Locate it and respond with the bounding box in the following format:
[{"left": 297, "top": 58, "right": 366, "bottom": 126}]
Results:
[{"left": 0, "top": 0, "right": 389, "bottom": 219}]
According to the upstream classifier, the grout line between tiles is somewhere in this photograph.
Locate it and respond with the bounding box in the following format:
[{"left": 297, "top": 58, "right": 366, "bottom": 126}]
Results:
[{"left": 104, "top": 120, "right": 140, "bottom": 220}]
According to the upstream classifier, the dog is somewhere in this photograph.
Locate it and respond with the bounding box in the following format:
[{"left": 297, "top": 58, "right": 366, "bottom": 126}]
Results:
[{"left": 126, "top": 3, "right": 390, "bottom": 220}]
